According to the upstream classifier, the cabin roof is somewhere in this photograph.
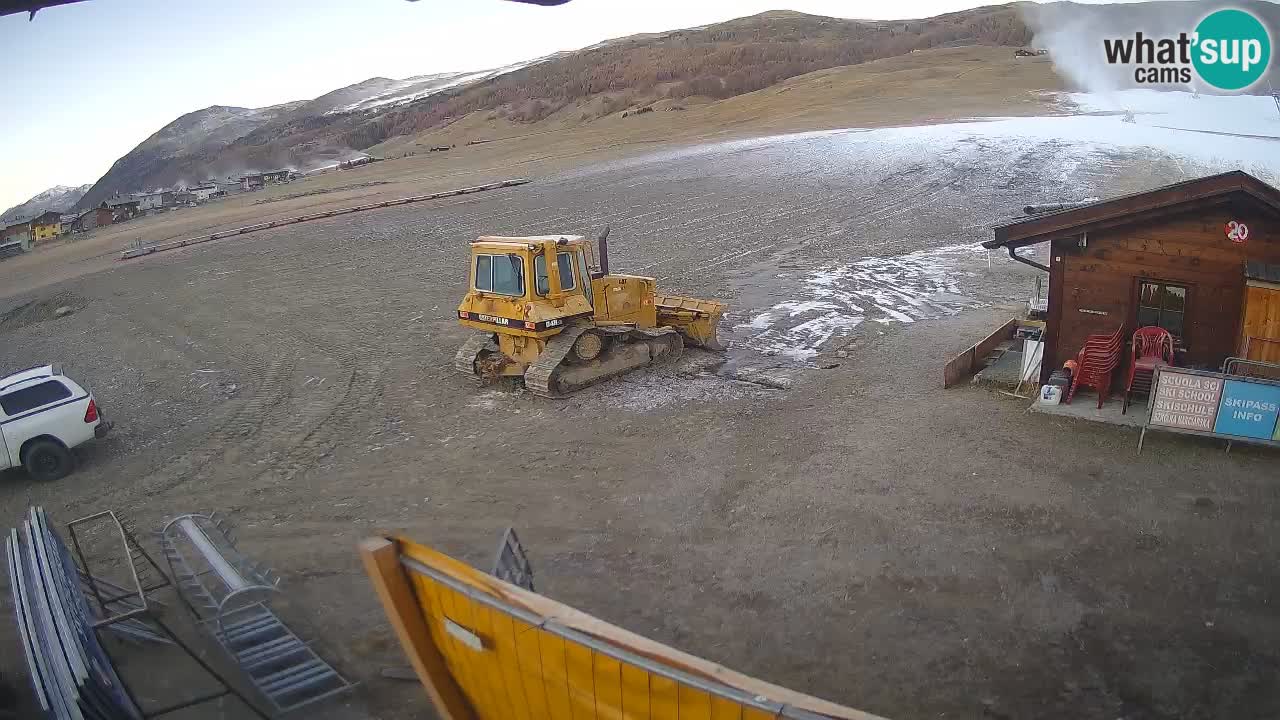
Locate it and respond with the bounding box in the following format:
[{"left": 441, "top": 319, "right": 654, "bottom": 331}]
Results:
[
  {"left": 473, "top": 235, "right": 586, "bottom": 246},
  {"left": 985, "top": 171, "right": 1280, "bottom": 250}
]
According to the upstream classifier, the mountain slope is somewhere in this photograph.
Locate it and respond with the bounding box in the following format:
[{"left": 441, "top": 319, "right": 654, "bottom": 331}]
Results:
[
  {"left": 82, "top": 1, "right": 1279, "bottom": 209},
  {"left": 345, "top": 5, "right": 1035, "bottom": 146},
  {"left": 2, "top": 184, "right": 91, "bottom": 223},
  {"left": 76, "top": 102, "right": 305, "bottom": 210},
  {"left": 76, "top": 6, "right": 1039, "bottom": 208}
]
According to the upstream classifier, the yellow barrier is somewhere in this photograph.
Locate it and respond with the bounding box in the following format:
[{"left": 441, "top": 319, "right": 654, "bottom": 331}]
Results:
[{"left": 361, "top": 536, "right": 887, "bottom": 720}]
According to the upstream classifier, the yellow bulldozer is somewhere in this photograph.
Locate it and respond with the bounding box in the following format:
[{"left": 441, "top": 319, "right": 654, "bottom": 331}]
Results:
[{"left": 455, "top": 228, "right": 725, "bottom": 397}]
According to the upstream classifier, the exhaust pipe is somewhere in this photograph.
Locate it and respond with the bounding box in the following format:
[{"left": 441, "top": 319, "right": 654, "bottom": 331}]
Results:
[{"left": 596, "top": 225, "right": 610, "bottom": 276}]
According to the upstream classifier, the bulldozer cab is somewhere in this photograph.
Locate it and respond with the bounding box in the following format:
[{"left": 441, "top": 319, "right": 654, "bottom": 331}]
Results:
[
  {"left": 459, "top": 236, "right": 596, "bottom": 338},
  {"left": 534, "top": 244, "right": 593, "bottom": 306},
  {"left": 468, "top": 236, "right": 590, "bottom": 299}
]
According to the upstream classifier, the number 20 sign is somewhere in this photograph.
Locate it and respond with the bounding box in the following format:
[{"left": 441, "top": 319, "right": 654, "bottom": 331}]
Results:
[{"left": 1226, "top": 220, "right": 1250, "bottom": 244}]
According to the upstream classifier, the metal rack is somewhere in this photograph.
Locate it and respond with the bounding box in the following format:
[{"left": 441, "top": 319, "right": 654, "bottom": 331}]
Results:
[
  {"left": 5, "top": 506, "right": 269, "bottom": 719},
  {"left": 158, "top": 512, "right": 354, "bottom": 714}
]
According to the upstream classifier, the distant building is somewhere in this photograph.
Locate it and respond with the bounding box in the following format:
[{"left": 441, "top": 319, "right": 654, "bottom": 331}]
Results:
[
  {"left": 74, "top": 203, "right": 113, "bottom": 231},
  {"left": 30, "top": 210, "right": 61, "bottom": 243},
  {"left": 137, "top": 190, "right": 174, "bottom": 212},
  {"left": 241, "top": 174, "right": 264, "bottom": 191},
  {"left": 0, "top": 238, "right": 25, "bottom": 260},
  {"left": 261, "top": 169, "right": 291, "bottom": 184},
  {"left": 59, "top": 214, "right": 77, "bottom": 235},
  {"left": 173, "top": 190, "right": 195, "bottom": 206},
  {"left": 0, "top": 219, "right": 32, "bottom": 250},
  {"left": 107, "top": 196, "right": 141, "bottom": 222},
  {"left": 191, "top": 184, "right": 219, "bottom": 202}
]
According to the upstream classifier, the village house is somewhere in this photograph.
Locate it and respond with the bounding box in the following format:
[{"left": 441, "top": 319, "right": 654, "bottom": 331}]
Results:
[
  {"left": 137, "top": 190, "right": 175, "bottom": 213},
  {"left": 190, "top": 183, "right": 220, "bottom": 202},
  {"left": 215, "top": 180, "right": 242, "bottom": 196},
  {"left": 30, "top": 210, "right": 61, "bottom": 243},
  {"left": 107, "top": 196, "right": 141, "bottom": 222},
  {"left": 262, "top": 169, "right": 291, "bottom": 184},
  {"left": 984, "top": 171, "right": 1280, "bottom": 381},
  {"left": 74, "top": 203, "right": 114, "bottom": 232},
  {"left": 0, "top": 238, "right": 26, "bottom": 260},
  {"left": 0, "top": 219, "right": 32, "bottom": 252}
]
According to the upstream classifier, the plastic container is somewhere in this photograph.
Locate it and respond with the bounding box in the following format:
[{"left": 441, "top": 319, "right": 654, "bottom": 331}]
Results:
[{"left": 1039, "top": 385, "right": 1063, "bottom": 405}]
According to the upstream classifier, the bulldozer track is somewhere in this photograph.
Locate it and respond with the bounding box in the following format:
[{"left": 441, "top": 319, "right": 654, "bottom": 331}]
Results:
[
  {"left": 523, "top": 325, "right": 681, "bottom": 398},
  {"left": 454, "top": 332, "right": 496, "bottom": 376},
  {"left": 523, "top": 326, "right": 587, "bottom": 398}
]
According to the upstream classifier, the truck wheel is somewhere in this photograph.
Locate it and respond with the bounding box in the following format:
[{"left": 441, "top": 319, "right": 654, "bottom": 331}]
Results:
[{"left": 22, "top": 440, "right": 74, "bottom": 482}]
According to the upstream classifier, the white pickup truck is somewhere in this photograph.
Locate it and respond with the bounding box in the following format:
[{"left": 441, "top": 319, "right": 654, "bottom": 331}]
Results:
[{"left": 0, "top": 364, "right": 110, "bottom": 481}]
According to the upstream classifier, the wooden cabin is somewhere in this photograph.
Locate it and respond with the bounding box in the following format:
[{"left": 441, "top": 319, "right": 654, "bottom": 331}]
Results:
[{"left": 984, "top": 171, "right": 1280, "bottom": 384}]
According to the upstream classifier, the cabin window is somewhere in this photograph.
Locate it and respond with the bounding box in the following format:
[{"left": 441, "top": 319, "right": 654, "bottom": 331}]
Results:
[
  {"left": 1137, "top": 280, "right": 1187, "bottom": 338},
  {"left": 475, "top": 253, "right": 525, "bottom": 296},
  {"left": 533, "top": 253, "right": 577, "bottom": 295}
]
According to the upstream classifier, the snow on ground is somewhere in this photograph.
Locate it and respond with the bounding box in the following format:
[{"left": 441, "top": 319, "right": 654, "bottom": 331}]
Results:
[
  {"left": 737, "top": 245, "right": 989, "bottom": 361},
  {"left": 729, "top": 90, "right": 1279, "bottom": 364},
  {"left": 1068, "top": 89, "right": 1280, "bottom": 138}
]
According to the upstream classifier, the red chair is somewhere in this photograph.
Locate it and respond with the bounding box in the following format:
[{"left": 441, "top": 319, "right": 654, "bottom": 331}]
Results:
[
  {"left": 1065, "top": 326, "right": 1124, "bottom": 408},
  {"left": 1122, "top": 326, "right": 1175, "bottom": 414}
]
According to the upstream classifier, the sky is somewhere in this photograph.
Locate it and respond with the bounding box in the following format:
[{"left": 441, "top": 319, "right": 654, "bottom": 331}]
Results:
[{"left": 0, "top": 0, "right": 1132, "bottom": 211}]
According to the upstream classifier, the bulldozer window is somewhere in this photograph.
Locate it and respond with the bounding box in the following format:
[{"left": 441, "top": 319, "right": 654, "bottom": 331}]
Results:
[
  {"left": 533, "top": 253, "right": 577, "bottom": 295},
  {"left": 576, "top": 250, "right": 593, "bottom": 306},
  {"left": 558, "top": 252, "right": 576, "bottom": 291},
  {"left": 475, "top": 253, "right": 525, "bottom": 296}
]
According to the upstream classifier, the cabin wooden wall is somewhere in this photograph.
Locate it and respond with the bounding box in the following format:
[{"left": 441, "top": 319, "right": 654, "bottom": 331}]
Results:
[
  {"left": 1242, "top": 283, "right": 1280, "bottom": 362},
  {"left": 1044, "top": 202, "right": 1280, "bottom": 378}
]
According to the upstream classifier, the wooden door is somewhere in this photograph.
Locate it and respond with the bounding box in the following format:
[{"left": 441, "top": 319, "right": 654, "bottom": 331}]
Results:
[{"left": 1240, "top": 282, "right": 1280, "bottom": 363}]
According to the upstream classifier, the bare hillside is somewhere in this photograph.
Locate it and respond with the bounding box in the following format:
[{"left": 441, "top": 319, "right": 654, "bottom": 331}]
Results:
[
  {"left": 77, "top": 0, "right": 1280, "bottom": 210},
  {"left": 77, "top": 5, "right": 1035, "bottom": 208},
  {"left": 345, "top": 6, "right": 1033, "bottom": 146}
]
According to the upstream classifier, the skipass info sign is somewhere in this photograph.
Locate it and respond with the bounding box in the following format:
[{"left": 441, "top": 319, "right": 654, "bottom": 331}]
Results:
[{"left": 1149, "top": 367, "right": 1280, "bottom": 444}]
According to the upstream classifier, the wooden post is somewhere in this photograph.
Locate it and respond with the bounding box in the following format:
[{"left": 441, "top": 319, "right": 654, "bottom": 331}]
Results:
[{"left": 359, "top": 537, "right": 476, "bottom": 720}]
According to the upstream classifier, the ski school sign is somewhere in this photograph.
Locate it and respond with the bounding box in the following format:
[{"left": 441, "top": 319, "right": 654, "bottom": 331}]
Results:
[
  {"left": 1103, "top": 8, "right": 1273, "bottom": 90},
  {"left": 1141, "top": 366, "right": 1280, "bottom": 452}
]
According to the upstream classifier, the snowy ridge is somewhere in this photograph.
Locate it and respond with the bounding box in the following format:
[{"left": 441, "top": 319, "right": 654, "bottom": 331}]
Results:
[
  {"left": 325, "top": 56, "right": 557, "bottom": 115},
  {"left": 1, "top": 183, "right": 92, "bottom": 223}
]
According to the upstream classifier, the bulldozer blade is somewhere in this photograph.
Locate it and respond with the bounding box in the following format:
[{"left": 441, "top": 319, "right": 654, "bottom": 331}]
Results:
[
  {"left": 655, "top": 295, "right": 727, "bottom": 351},
  {"left": 689, "top": 326, "right": 727, "bottom": 351}
]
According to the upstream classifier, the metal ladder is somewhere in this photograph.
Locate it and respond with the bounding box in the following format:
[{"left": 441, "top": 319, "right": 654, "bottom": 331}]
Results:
[{"left": 158, "top": 512, "right": 354, "bottom": 714}]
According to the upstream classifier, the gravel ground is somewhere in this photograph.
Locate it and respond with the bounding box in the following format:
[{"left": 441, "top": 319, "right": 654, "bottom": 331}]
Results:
[{"left": 0, "top": 129, "right": 1277, "bottom": 720}]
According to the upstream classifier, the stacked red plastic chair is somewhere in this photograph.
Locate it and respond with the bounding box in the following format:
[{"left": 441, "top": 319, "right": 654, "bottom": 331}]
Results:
[
  {"left": 1122, "top": 326, "right": 1175, "bottom": 414},
  {"left": 1065, "top": 325, "right": 1124, "bottom": 408}
]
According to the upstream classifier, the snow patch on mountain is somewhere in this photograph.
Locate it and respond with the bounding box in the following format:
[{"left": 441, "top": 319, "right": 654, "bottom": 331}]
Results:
[
  {"left": 325, "top": 56, "right": 559, "bottom": 115},
  {"left": 2, "top": 184, "right": 92, "bottom": 223}
]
